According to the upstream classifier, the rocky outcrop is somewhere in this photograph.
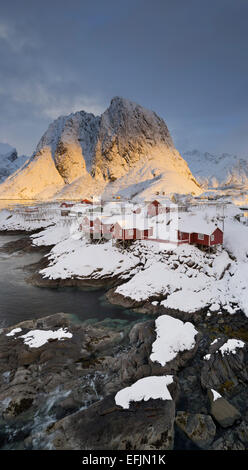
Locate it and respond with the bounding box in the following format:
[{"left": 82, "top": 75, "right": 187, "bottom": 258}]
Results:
[
  {"left": 120, "top": 320, "right": 200, "bottom": 384},
  {"left": 47, "top": 394, "right": 176, "bottom": 450},
  {"left": 175, "top": 412, "right": 216, "bottom": 449},
  {"left": 0, "top": 313, "right": 125, "bottom": 445},
  {"left": 201, "top": 338, "right": 248, "bottom": 393},
  {"left": 0, "top": 311, "right": 200, "bottom": 450}
]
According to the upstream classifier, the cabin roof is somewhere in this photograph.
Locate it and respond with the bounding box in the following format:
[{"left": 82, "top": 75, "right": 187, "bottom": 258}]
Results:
[
  {"left": 178, "top": 214, "right": 222, "bottom": 235},
  {"left": 113, "top": 215, "right": 152, "bottom": 230}
]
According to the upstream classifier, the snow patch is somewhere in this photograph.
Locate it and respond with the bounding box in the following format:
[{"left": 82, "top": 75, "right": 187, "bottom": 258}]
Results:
[
  {"left": 6, "top": 327, "right": 22, "bottom": 337},
  {"left": 19, "top": 328, "right": 72, "bottom": 348},
  {"left": 211, "top": 389, "right": 222, "bottom": 401},
  {"left": 218, "top": 339, "right": 245, "bottom": 356},
  {"left": 150, "top": 315, "right": 198, "bottom": 366},
  {"left": 115, "top": 375, "right": 174, "bottom": 409}
]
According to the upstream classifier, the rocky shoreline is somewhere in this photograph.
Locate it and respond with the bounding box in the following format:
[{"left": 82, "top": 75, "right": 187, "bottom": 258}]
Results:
[
  {"left": 1, "top": 310, "right": 248, "bottom": 450},
  {"left": 0, "top": 234, "right": 248, "bottom": 450}
]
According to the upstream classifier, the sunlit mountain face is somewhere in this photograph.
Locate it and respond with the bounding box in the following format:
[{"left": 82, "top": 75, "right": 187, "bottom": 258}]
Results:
[{"left": 0, "top": 97, "right": 201, "bottom": 201}]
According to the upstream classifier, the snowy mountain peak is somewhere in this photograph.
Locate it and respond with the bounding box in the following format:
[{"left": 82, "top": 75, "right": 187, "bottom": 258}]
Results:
[
  {"left": 0, "top": 144, "right": 28, "bottom": 184},
  {"left": 183, "top": 149, "right": 248, "bottom": 189},
  {"left": 0, "top": 99, "right": 201, "bottom": 200}
]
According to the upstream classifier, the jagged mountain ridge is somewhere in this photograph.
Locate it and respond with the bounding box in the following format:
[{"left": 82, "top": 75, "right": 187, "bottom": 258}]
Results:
[
  {"left": 184, "top": 149, "right": 248, "bottom": 189},
  {"left": 0, "top": 97, "right": 201, "bottom": 200},
  {"left": 0, "top": 143, "right": 28, "bottom": 184}
]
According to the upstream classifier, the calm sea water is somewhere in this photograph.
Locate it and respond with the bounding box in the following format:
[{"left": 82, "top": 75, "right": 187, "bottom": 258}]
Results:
[{"left": 0, "top": 234, "right": 148, "bottom": 330}]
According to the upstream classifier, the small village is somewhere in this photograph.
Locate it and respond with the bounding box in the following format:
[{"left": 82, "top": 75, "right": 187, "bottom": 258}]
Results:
[{"left": 58, "top": 196, "right": 225, "bottom": 251}]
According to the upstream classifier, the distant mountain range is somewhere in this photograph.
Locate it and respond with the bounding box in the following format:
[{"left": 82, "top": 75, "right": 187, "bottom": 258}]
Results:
[
  {"left": 0, "top": 97, "right": 201, "bottom": 200},
  {"left": 0, "top": 143, "right": 28, "bottom": 184},
  {"left": 183, "top": 149, "right": 248, "bottom": 190}
]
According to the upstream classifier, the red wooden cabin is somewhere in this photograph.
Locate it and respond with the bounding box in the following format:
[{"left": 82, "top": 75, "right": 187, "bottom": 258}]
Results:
[
  {"left": 178, "top": 223, "right": 223, "bottom": 247},
  {"left": 111, "top": 221, "right": 153, "bottom": 240}
]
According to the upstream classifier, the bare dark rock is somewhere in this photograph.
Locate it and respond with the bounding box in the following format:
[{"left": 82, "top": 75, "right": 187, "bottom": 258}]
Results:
[
  {"left": 46, "top": 394, "right": 176, "bottom": 450},
  {"left": 175, "top": 411, "right": 216, "bottom": 449},
  {"left": 201, "top": 342, "right": 248, "bottom": 393}
]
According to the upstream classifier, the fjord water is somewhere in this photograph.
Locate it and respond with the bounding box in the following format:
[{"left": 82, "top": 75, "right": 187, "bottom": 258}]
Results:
[{"left": 0, "top": 234, "right": 145, "bottom": 330}]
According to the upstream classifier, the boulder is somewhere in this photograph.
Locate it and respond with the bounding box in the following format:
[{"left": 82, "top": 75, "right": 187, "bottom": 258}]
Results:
[
  {"left": 121, "top": 318, "right": 200, "bottom": 384},
  {"left": 208, "top": 389, "right": 241, "bottom": 428}
]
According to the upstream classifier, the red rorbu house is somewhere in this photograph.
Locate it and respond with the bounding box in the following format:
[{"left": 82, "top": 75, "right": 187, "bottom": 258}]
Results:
[
  {"left": 147, "top": 200, "right": 170, "bottom": 217},
  {"left": 178, "top": 218, "right": 223, "bottom": 247},
  {"left": 79, "top": 216, "right": 154, "bottom": 241},
  {"left": 111, "top": 219, "right": 153, "bottom": 241}
]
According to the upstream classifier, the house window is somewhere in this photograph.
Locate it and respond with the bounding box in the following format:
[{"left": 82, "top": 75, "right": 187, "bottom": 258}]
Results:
[
  {"left": 128, "top": 229, "right": 134, "bottom": 236},
  {"left": 198, "top": 233, "right": 204, "bottom": 240},
  {"left": 210, "top": 234, "right": 214, "bottom": 241}
]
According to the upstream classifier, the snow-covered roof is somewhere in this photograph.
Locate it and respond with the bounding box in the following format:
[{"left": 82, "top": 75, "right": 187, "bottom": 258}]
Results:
[
  {"left": 114, "top": 215, "right": 152, "bottom": 230},
  {"left": 178, "top": 214, "right": 222, "bottom": 235},
  {"left": 101, "top": 215, "right": 122, "bottom": 225}
]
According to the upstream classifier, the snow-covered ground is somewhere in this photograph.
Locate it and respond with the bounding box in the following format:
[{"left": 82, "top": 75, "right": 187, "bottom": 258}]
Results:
[
  {"left": 0, "top": 203, "right": 60, "bottom": 232},
  {"left": 38, "top": 238, "right": 140, "bottom": 281}
]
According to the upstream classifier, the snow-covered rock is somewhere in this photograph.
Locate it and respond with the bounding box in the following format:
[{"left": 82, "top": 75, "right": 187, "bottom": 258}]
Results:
[
  {"left": 0, "top": 98, "right": 201, "bottom": 200},
  {"left": 19, "top": 328, "right": 72, "bottom": 348},
  {"left": 150, "top": 315, "right": 198, "bottom": 366},
  {"left": 39, "top": 238, "right": 140, "bottom": 282},
  {"left": 218, "top": 339, "right": 245, "bottom": 356},
  {"left": 115, "top": 375, "right": 174, "bottom": 409}
]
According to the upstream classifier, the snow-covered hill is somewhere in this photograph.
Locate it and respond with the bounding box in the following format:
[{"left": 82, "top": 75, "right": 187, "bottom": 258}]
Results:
[
  {"left": 183, "top": 150, "right": 248, "bottom": 189},
  {"left": 0, "top": 143, "right": 28, "bottom": 184},
  {"left": 0, "top": 98, "right": 201, "bottom": 200}
]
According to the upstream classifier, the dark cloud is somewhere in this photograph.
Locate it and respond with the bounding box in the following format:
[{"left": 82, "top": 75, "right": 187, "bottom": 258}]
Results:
[{"left": 0, "top": 0, "right": 248, "bottom": 156}]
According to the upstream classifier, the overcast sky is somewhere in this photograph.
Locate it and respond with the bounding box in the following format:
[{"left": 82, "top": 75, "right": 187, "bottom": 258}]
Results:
[{"left": 0, "top": 0, "right": 248, "bottom": 156}]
